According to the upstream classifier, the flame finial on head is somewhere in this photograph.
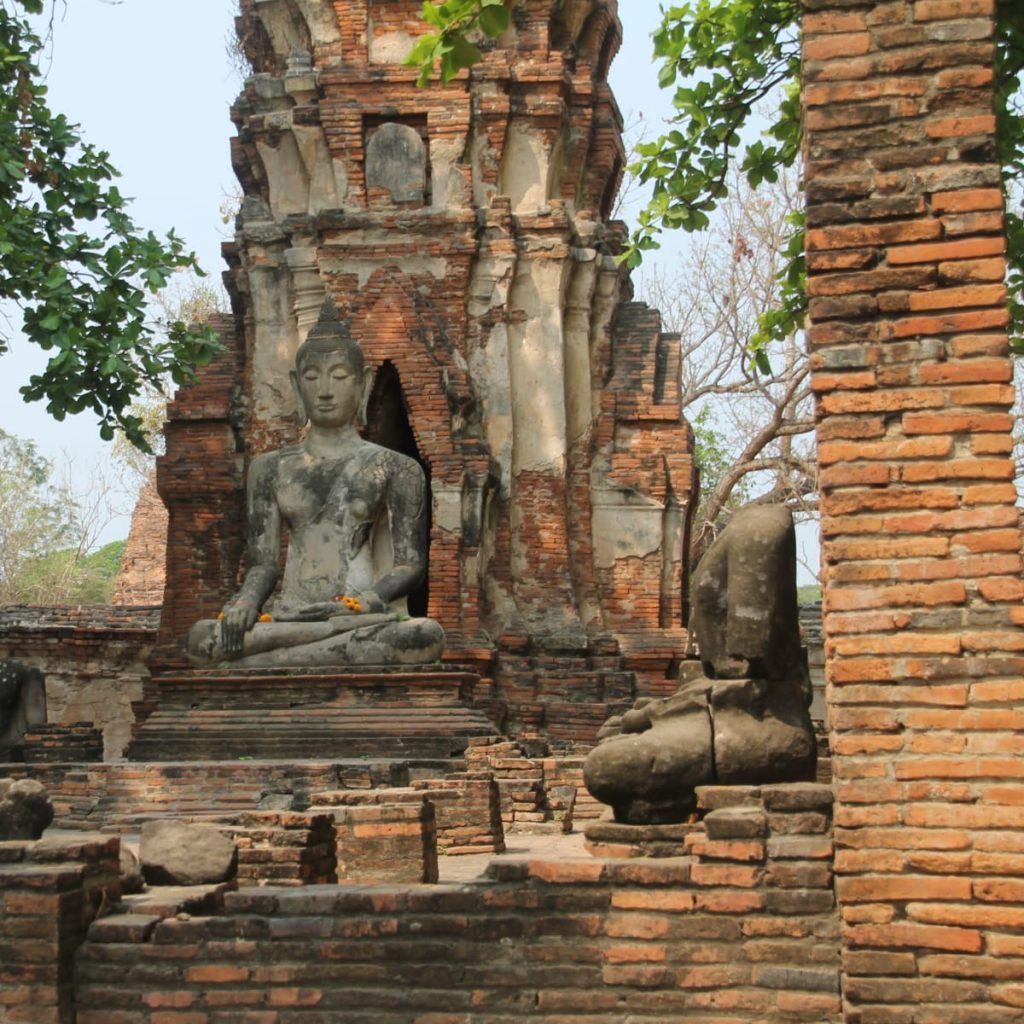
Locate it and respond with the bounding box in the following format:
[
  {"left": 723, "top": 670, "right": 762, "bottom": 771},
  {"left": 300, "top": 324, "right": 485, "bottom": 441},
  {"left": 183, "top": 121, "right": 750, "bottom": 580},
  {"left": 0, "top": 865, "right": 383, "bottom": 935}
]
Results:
[
  {"left": 295, "top": 294, "right": 364, "bottom": 374},
  {"left": 307, "top": 294, "right": 345, "bottom": 338}
]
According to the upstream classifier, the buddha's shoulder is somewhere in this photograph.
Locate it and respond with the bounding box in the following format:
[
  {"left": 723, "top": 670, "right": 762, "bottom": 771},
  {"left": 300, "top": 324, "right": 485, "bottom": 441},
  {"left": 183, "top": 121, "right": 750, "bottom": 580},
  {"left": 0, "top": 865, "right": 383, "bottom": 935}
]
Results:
[
  {"left": 250, "top": 445, "right": 305, "bottom": 474},
  {"left": 357, "top": 441, "right": 423, "bottom": 477}
]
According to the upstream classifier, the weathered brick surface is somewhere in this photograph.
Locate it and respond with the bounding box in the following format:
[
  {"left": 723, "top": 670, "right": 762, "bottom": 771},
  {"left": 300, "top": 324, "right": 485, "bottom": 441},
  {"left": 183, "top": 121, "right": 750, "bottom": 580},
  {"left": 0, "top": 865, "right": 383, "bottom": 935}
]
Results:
[
  {"left": 112, "top": 471, "right": 168, "bottom": 606},
  {"left": 464, "top": 737, "right": 576, "bottom": 834},
  {"left": 0, "top": 834, "right": 120, "bottom": 1024},
  {"left": 127, "top": 667, "right": 496, "bottom": 762},
  {"left": 20, "top": 723, "right": 103, "bottom": 764},
  {"left": 225, "top": 811, "right": 337, "bottom": 888},
  {"left": 72, "top": 784, "right": 839, "bottom": 1023},
  {"left": 148, "top": 0, "right": 697, "bottom": 749},
  {"left": 410, "top": 776, "right": 506, "bottom": 854},
  {"left": 150, "top": 314, "right": 244, "bottom": 673},
  {"left": 330, "top": 800, "right": 438, "bottom": 884},
  {"left": 803, "top": 2, "right": 1023, "bottom": 1021},
  {"left": 5, "top": 761, "right": 401, "bottom": 831}
]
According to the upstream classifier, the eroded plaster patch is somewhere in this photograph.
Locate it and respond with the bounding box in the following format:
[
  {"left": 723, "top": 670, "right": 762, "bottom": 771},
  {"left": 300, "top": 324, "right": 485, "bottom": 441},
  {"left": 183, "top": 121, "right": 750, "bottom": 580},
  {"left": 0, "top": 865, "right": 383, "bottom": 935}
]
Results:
[
  {"left": 319, "top": 254, "right": 448, "bottom": 288},
  {"left": 370, "top": 30, "right": 416, "bottom": 63},
  {"left": 592, "top": 497, "right": 666, "bottom": 569}
]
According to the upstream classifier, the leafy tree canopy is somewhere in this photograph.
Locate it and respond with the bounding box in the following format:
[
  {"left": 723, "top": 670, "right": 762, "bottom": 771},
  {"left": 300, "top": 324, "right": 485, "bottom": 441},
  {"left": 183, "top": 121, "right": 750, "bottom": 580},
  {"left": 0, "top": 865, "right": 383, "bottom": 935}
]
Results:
[
  {"left": 0, "top": 427, "right": 126, "bottom": 604},
  {"left": 406, "top": 0, "right": 1024, "bottom": 357},
  {"left": 0, "top": 0, "right": 220, "bottom": 450},
  {"left": 18, "top": 539, "right": 125, "bottom": 604}
]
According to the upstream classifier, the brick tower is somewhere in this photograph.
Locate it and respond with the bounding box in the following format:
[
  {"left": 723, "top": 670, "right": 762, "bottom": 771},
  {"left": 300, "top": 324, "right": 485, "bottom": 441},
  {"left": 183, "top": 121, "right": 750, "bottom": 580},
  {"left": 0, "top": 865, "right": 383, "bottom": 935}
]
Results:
[{"left": 151, "top": 0, "right": 697, "bottom": 746}]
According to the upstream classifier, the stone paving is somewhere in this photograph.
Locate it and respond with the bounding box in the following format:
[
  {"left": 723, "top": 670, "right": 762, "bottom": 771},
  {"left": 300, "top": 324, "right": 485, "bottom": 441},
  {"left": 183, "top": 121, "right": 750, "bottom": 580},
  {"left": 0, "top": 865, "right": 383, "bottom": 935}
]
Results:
[{"left": 438, "top": 828, "right": 589, "bottom": 883}]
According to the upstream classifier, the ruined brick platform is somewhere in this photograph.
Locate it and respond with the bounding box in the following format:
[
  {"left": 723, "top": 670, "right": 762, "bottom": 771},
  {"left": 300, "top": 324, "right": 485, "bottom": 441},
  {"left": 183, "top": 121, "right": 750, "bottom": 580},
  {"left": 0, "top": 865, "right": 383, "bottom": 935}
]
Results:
[
  {"left": 127, "top": 666, "right": 498, "bottom": 761},
  {"left": 61, "top": 783, "right": 840, "bottom": 1024}
]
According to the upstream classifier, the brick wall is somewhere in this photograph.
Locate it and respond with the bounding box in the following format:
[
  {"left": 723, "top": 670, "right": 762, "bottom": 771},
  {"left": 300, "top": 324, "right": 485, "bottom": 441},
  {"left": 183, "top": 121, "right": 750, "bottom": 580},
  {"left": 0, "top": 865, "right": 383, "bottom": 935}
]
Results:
[
  {"left": 111, "top": 471, "right": 168, "bottom": 607},
  {"left": 152, "top": 313, "right": 245, "bottom": 671},
  {"left": 147, "top": 0, "right": 698, "bottom": 745},
  {"left": 0, "top": 606, "right": 158, "bottom": 760},
  {"left": 5, "top": 761, "right": 389, "bottom": 830},
  {"left": 803, "top": 1, "right": 1024, "bottom": 1020}
]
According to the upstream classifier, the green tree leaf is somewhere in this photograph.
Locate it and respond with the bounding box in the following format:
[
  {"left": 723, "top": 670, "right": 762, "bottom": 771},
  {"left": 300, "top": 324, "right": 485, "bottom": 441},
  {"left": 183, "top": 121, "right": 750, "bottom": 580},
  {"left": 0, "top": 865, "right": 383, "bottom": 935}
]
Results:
[{"left": 477, "top": 3, "right": 508, "bottom": 37}]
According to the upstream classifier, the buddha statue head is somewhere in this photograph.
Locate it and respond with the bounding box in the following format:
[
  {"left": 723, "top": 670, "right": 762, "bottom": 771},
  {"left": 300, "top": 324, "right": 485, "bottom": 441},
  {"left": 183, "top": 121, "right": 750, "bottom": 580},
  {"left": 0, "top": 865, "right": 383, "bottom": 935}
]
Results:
[{"left": 290, "top": 296, "right": 372, "bottom": 429}]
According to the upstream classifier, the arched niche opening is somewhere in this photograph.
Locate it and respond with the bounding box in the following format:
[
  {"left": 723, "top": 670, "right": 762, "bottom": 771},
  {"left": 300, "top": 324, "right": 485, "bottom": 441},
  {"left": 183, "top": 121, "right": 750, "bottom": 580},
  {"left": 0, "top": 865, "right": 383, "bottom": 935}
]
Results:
[{"left": 363, "top": 360, "right": 431, "bottom": 618}]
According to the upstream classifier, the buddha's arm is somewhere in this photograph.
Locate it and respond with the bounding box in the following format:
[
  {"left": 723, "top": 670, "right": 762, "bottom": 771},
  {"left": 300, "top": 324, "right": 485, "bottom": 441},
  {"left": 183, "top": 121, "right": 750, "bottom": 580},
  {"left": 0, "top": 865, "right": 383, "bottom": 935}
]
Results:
[
  {"left": 370, "top": 456, "right": 428, "bottom": 605},
  {"left": 221, "top": 454, "right": 281, "bottom": 651}
]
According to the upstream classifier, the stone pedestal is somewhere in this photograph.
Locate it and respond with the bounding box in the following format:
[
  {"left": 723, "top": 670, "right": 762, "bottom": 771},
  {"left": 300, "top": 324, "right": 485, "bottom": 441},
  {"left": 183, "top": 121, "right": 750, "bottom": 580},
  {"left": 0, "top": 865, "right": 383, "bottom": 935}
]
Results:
[{"left": 128, "top": 666, "right": 497, "bottom": 761}]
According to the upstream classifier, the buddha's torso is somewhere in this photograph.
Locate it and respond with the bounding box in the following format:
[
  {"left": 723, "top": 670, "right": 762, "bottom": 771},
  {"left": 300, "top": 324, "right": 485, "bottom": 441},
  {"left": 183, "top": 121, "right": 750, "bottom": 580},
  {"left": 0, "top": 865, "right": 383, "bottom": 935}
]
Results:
[{"left": 267, "top": 442, "right": 394, "bottom": 610}]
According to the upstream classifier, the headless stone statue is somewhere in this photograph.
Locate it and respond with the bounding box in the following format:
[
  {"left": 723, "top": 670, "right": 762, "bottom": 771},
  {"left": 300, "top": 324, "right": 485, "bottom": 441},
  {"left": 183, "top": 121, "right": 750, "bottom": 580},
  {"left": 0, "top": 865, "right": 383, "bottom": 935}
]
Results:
[
  {"left": 584, "top": 505, "right": 816, "bottom": 823},
  {"left": 187, "top": 299, "right": 444, "bottom": 668},
  {"left": 0, "top": 659, "right": 47, "bottom": 761}
]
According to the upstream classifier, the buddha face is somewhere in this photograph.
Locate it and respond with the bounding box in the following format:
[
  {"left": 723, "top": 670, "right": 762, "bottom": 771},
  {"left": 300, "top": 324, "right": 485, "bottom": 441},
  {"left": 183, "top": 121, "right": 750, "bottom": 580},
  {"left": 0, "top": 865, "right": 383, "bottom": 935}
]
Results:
[{"left": 295, "top": 348, "right": 364, "bottom": 429}]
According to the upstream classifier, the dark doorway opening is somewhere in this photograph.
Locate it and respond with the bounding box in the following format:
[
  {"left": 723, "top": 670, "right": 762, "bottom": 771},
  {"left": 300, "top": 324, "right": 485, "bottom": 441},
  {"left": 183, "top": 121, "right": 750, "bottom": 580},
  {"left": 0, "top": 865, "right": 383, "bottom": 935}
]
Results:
[{"left": 363, "top": 361, "right": 431, "bottom": 617}]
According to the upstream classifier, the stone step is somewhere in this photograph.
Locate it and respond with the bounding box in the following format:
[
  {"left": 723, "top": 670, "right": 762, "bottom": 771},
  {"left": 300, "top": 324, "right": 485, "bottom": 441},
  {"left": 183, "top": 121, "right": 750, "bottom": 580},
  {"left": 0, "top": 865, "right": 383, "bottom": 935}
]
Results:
[
  {"left": 145, "top": 668, "right": 481, "bottom": 710},
  {"left": 135, "top": 714, "right": 489, "bottom": 728},
  {"left": 133, "top": 723, "right": 491, "bottom": 736},
  {"left": 126, "top": 738, "right": 479, "bottom": 761},
  {"left": 130, "top": 667, "right": 499, "bottom": 762}
]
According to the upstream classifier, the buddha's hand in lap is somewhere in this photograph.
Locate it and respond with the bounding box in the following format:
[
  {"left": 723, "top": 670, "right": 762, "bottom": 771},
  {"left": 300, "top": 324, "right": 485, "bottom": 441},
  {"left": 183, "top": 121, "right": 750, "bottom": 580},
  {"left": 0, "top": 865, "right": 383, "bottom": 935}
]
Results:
[
  {"left": 221, "top": 603, "right": 258, "bottom": 653},
  {"left": 273, "top": 592, "right": 390, "bottom": 623}
]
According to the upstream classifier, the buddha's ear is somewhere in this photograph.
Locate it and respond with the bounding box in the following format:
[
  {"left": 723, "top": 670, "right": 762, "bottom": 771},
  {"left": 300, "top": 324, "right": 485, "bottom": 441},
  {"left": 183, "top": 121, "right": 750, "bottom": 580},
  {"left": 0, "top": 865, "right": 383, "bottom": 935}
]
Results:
[
  {"left": 290, "top": 368, "right": 309, "bottom": 428},
  {"left": 358, "top": 366, "right": 373, "bottom": 426}
]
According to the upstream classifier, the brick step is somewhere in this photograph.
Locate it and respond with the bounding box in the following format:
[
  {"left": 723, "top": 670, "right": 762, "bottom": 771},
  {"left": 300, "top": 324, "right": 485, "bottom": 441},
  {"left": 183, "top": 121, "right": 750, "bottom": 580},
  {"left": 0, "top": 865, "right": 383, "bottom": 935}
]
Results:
[
  {"left": 131, "top": 667, "right": 498, "bottom": 761},
  {"left": 128, "top": 723, "right": 486, "bottom": 740},
  {"left": 135, "top": 707, "right": 491, "bottom": 722},
  {"left": 131, "top": 722, "right": 492, "bottom": 737},
  {"left": 573, "top": 790, "right": 606, "bottom": 821},
  {"left": 146, "top": 669, "right": 481, "bottom": 711},
  {"left": 28, "top": 759, "right": 468, "bottom": 829},
  {"left": 129, "top": 721, "right": 492, "bottom": 742},
  {"left": 95, "top": 784, "right": 265, "bottom": 801},
  {"left": 129, "top": 680, "right": 498, "bottom": 760},
  {"left": 127, "top": 736, "right": 480, "bottom": 761}
]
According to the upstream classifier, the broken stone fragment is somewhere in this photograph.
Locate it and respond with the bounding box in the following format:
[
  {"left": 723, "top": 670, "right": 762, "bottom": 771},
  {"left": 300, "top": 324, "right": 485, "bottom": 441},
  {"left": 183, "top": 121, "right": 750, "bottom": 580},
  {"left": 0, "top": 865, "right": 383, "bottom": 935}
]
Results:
[
  {"left": 0, "top": 778, "right": 53, "bottom": 840},
  {"left": 119, "top": 842, "right": 145, "bottom": 894},
  {"left": 140, "top": 820, "right": 237, "bottom": 886}
]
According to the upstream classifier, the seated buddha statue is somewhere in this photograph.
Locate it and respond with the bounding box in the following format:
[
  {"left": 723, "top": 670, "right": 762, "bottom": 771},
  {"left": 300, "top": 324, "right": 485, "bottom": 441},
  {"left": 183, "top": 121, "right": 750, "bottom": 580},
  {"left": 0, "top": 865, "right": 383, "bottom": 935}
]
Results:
[
  {"left": 187, "top": 299, "right": 444, "bottom": 668},
  {"left": 583, "top": 505, "right": 816, "bottom": 823}
]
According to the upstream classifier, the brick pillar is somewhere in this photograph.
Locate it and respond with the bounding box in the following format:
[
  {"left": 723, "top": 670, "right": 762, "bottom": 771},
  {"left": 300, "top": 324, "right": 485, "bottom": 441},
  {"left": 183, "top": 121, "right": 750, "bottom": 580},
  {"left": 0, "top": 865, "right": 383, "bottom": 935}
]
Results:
[
  {"left": 803, "top": 2, "right": 1024, "bottom": 1020},
  {"left": 0, "top": 835, "right": 121, "bottom": 1024},
  {"left": 151, "top": 313, "right": 246, "bottom": 669}
]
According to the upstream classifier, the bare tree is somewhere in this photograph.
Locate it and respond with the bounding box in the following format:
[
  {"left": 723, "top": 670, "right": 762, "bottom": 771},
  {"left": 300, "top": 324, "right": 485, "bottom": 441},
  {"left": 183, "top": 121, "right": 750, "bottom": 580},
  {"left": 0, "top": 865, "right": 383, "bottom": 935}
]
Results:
[
  {"left": 639, "top": 169, "right": 816, "bottom": 565},
  {"left": 112, "top": 270, "right": 230, "bottom": 490}
]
